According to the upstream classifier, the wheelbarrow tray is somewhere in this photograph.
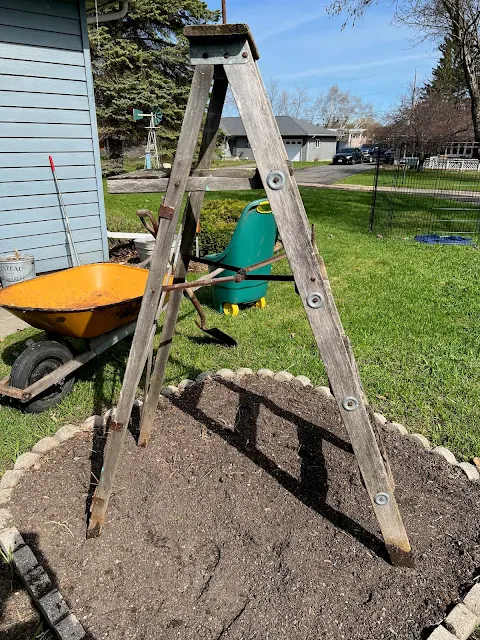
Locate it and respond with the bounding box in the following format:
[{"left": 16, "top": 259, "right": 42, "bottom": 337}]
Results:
[{"left": 0, "top": 263, "right": 150, "bottom": 339}]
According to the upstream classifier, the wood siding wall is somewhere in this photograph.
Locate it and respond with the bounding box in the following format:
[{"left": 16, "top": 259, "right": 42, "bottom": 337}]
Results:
[{"left": 0, "top": 0, "right": 108, "bottom": 273}]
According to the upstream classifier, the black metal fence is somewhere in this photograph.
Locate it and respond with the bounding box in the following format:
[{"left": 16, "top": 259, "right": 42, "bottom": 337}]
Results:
[{"left": 369, "top": 144, "right": 480, "bottom": 242}]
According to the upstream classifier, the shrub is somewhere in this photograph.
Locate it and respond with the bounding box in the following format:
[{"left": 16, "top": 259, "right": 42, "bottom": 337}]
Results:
[{"left": 198, "top": 199, "right": 246, "bottom": 256}]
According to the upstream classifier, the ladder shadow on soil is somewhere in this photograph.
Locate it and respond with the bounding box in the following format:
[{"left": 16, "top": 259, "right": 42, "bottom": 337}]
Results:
[{"left": 171, "top": 378, "right": 390, "bottom": 564}]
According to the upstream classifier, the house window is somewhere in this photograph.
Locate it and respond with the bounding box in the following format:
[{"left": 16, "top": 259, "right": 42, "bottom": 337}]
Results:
[
  {"left": 459, "top": 146, "right": 465, "bottom": 155},
  {"left": 466, "top": 147, "right": 472, "bottom": 155},
  {"left": 315, "top": 139, "right": 321, "bottom": 148}
]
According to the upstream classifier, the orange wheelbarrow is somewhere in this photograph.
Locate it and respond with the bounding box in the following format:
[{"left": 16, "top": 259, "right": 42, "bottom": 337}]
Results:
[{"left": 0, "top": 263, "right": 172, "bottom": 413}]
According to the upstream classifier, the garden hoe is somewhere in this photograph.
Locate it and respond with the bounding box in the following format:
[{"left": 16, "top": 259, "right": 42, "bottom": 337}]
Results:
[{"left": 184, "top": 287, "right": 237, "bottom": 347}]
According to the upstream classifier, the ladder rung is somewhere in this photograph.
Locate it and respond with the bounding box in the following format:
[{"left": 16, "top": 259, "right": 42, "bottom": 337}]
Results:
[{"left": 107, "top": 175, "right": 262, "bottom": 194}]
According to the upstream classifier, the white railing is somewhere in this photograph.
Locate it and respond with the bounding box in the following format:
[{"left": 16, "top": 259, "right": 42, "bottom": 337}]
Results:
[{"left": 424, "top": 156, "right": 480, "bottom": 171}]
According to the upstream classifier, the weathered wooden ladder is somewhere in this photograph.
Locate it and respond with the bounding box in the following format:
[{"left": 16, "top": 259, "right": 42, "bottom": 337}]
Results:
[{"left": 88, "top": 24, "right": 412, "bottom": 566}]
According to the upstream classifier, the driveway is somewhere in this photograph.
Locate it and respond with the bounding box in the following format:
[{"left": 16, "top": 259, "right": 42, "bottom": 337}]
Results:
[{"left": 294, "top": 162, "right": 373, "bottom": 185}]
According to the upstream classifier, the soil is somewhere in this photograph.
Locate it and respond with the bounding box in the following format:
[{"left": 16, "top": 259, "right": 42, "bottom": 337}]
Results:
[
  {"left": 108, "top": 242, "right": 206, "bottom": 274},
  {"left": 108, "top": 241, "right": 140, "bottom": 265},
  {"left": 7, "top": 377, "right": 480, "bottom": 640}
]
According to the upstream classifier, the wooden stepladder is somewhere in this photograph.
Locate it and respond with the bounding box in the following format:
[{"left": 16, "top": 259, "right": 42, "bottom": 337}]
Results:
[{"left": 88, "top": 24, "right": 412, "bottom": 567}]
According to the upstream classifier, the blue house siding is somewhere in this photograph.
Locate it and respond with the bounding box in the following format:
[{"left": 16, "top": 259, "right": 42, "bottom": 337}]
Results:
[{"left": 0, "top": 0, "right": 108, "bottom": 273}]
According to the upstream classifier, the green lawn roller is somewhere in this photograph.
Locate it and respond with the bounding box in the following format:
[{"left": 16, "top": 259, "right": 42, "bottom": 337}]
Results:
[{"left": 204, "top": 199, "right": 278, "bottom": 316}]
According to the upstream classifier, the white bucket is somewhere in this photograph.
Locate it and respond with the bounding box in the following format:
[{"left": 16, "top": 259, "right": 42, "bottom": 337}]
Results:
[
  {"left": 134, "top": 237, "right": 156, "bottom": 264},
  {"left": 0, "top": 254, "right": 36, "bottom": 287}
]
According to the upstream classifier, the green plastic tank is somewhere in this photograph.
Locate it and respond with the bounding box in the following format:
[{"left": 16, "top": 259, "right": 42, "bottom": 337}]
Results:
[{"left": 205, "top": 198, "right": 277, "bottom": 315}]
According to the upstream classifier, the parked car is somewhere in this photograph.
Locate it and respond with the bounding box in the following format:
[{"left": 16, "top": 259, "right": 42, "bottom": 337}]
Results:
[
  {"left": 360, "top": 144, "right": 378, "bottom": 163},
  {"left": 383, "top": 148, "right": 396, "bottom": 164},
  {"left": 332, "top": 148, "right": 363, "bottom": 164}
]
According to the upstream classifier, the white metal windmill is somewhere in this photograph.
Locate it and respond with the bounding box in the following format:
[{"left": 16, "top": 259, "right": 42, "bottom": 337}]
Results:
[{"left": 132, "top": 107, "right": 163, "bottom": 169}]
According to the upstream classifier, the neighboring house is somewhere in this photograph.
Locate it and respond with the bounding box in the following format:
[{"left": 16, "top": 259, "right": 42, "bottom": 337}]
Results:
[
  {"left": 220, "top": 116, "right": 338, "bottom": 162},
  {"left": 0, "top": 0, "right": 119, "bottom": 274},
  {"left": 443, "top": 141, "right": 479, "bottom": 158},
  {"left": 336, "top": 128, "right": 368, "bottom": 150}
]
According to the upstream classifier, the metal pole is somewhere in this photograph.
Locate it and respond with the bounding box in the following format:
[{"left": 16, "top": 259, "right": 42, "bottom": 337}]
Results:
[
  {"left": 369, "top": 145, "right": 380, "bottom": 233},
  {"left": 49, "top": 156, "right": 80, "bottom": 266}
]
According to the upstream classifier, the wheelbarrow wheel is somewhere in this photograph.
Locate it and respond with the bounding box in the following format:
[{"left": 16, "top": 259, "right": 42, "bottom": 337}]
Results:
[{"left": 10, "top": 341, "right": 75, "bottom": 413}]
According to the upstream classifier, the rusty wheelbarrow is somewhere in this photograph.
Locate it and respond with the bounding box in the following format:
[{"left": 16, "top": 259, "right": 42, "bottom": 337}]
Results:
[{"left": 0, "top": 263, "right": 172, "bottom": 413}]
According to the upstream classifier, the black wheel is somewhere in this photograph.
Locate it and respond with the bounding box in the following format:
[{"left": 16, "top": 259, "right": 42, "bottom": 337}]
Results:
[{"left": 10, "top": 341, "right": 75, "bottom": 413}]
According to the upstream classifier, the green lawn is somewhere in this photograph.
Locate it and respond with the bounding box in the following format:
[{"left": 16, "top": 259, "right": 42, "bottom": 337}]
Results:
[
  {"left": 211, "top": 160, "right": 331, "bottom": 169},
  {"left": 1, "top": 187, "right": 480, "bottom": 475},
  {"left": 340, "top": 167, "right": 480, "bottom": 191}
]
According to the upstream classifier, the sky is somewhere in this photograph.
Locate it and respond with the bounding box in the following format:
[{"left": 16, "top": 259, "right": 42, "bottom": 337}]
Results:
[{"left": 210, "top": 0, "right": 440, "bottom": 121}]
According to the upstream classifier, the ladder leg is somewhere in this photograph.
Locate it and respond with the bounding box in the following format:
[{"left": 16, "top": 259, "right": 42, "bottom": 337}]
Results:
[
  {"left": 138, "top": 73, "right": 229, "bottom": 447},
  {"left": 86, "top": 65, "right": 214, "bottom": 538},
  {"left": 225, "top": 51, "right": 412, "bottom": 566}
]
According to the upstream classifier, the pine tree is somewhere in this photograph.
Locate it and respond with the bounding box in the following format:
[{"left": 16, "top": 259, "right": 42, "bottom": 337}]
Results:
[
  {"left": 88, "top": 0, "right": 219, "bottom": 159},
  {"left": 423, "top": 38, "right": 468, "bottom": 102}
]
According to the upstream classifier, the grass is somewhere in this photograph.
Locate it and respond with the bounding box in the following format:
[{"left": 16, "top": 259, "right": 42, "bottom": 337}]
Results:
[
  {"left": 294, "top": 160, "right": 331, "bottom": 169},
  {"left": 1, "top": 187, "right": 480, "bottom": 475},
  {"left": 340, "top": 167, "right": 480, "bottom": 191}
]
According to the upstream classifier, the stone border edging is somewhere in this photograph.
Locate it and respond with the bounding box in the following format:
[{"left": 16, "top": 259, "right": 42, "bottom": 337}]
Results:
[{"left": 0, "top": 371, "right": 478, "bottom": 640}]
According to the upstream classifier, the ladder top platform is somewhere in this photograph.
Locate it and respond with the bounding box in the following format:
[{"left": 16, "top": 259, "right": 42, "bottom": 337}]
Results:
[{"left": 183, "top": 23, "right": 260, "bottom": 60}]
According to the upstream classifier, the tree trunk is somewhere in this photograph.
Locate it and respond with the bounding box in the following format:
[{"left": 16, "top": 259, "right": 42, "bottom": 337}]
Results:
[{"left": 107, "top": 137, "right": 123, "bottom": 160}]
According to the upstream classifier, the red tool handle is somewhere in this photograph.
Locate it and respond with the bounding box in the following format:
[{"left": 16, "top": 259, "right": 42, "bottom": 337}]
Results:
[{"left": 48, "top": 155, "right": 55, "bottom": 171}]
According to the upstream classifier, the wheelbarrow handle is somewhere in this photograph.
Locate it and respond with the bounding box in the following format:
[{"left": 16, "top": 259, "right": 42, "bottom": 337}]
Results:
[{"left": 136, "top": 209, "right": 158, "bottom": 238}]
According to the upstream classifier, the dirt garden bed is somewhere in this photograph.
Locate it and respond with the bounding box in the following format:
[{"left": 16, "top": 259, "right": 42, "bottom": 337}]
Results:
[{"left": 6, "top": 376, "right": 480, "bottom": 639}]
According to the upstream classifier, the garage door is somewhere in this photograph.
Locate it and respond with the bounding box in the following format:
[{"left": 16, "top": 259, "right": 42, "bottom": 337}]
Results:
[{"left": 284, "top": 139, "right": 302, "bottom": 161}]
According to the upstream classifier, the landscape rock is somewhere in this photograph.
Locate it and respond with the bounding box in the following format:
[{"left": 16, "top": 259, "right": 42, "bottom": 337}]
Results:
[
  {"left": 292, "top": 375, "right": 312, "bottom": 387},
  {"left": 235, "top": 367, "right": 254, "bottom": 377},
  {"left": 0, "top": 527, "right": 24, "bottom": 554},
  {"left": 38, "top": 589, "right": 70, "bottom": 625},
  {"left": 13, "top": 451, "right": 40, "bottom": 471},
  {"left": 457, "top": 461, "right": 480, "bottom": 482},
  {"left": 408, "top": 433, "right": 431, "bottom": 449},
  {"left": 55, "top": 424, "right": 81, "bottom": 443},
  {"left": 0, "top": 508, "right": 13, "bottom": 530},
  {"left": 178, "top": 379, "right": 195, "bottom": 390},
  {"left": 426, "top": 626, "right": 458, "bottom": 640},
  {"left": 385, "top": 422, "right": 408, "bottom": 436},
  {"left": 315, "top": 385, "right": 333, "bottom": 399},
  {"left": 133, "top": 399, "right": 143, "bottom": 408},
  {"left": 0, "top": 469, "right": 23, "bottom": 489},
  {"left": 54, "top": 613, "right": 86, "bottom": 640},
  {"left": 12, "top": 545, "right": 38, "bottom": 576},
  {"left": 196, "top": 372, "right": 212, "bottom": 383},
  {"left": 444, "top": 602, "right": 480, "bottom": 640},
  {"left": 257, "top": 368, "right": 274, "bottom": 378},
  {"left": 432, "top": 446, "right": 457, "bottom": 465},
  {"left": 373, "top": 412, "right": 387, "bottom": 426},
  {"left": 161, "top": 386, "right": 178, "bottom": 397},
  {"left": 32, "top": 437, "right": 60, "bottom": 454},
  {"left": 463, "top": 583, "right": 480, "bottom": 617},
  {"left": 81, "top": 415, "right": 103, "bottom": 430},
  {"left": 0, "top": 488, "right": 13, "bottom": 506},
  {"left": 24, "top": 565, "right": 53, "bottom": 599},
  {"left": 215, "top": 368, "right": 235, "bottom": 379},
  {"left": 273, "top": 371, "right": 294, "bottom": 383}
]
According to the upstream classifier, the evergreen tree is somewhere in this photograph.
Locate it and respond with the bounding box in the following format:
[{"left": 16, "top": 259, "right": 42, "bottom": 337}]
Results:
[
  {"left": 88, "top": 0, "right": 219, "bottom": 159},
  {"left": 423, "top": 38, "right": 468, "bottom": 102}
]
